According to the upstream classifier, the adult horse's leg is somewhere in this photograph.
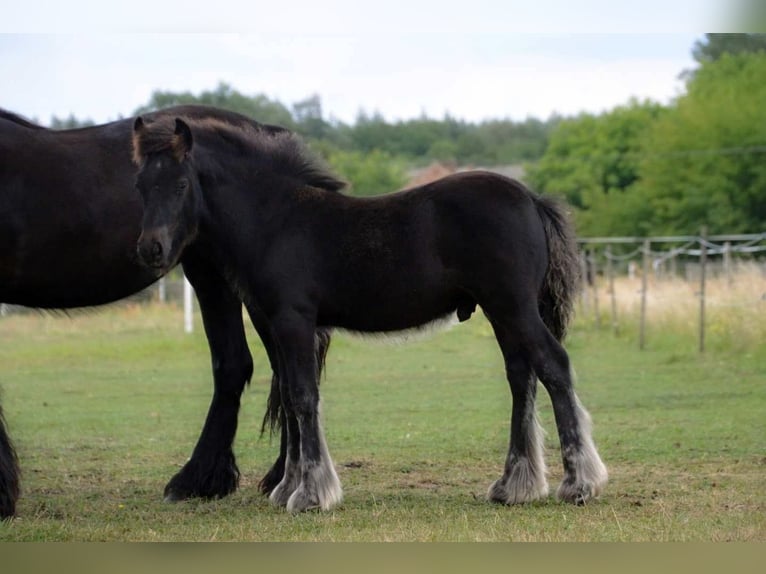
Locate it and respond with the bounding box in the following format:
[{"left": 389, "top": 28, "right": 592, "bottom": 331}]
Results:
[
  {"left": 268, "top": 312, "right": 341, "bottom": 512},
  {"left": 163, "top": 252, "right": 253, "bottom": 501},
  {"left": 522, "top": 316, "right": 607, "bottom": 505},
  {"left": 486, "top": 320, "right": 549, "bottom": 504},
  {"left": 0, "top": 403, "right": 20, "bottom": 519}
]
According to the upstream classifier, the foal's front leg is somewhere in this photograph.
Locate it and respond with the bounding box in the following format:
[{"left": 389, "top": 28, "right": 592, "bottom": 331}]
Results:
[
  {"left": 163, "top": 256, "right": 252, "bottom": 501},
  {"left": 270, "top": 313, "right": 342, "bottom": 512}
]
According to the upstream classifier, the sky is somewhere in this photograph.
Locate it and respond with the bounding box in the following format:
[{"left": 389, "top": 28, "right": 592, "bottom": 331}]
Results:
[{"left": 0, "top": 0, "right": 737, "bottom": 126}]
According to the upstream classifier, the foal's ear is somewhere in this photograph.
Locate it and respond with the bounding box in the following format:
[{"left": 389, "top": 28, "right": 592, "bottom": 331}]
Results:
[
  {"left": 132, "top": 117, "right": 148, "bottom": 165},
  {"left": 133, "top": 116, "right": 146, "bottom": 134},
  {"left": 172, "top": 118, "right": 194, "bottom": 161}
]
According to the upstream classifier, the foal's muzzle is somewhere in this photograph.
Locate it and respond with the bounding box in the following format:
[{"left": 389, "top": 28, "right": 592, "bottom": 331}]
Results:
[
  {"left": 137, "top": 230, "right": 171, "bottom": 271},
  {"left": 138, "top": 240, "right": 164, "bottom": 268}
]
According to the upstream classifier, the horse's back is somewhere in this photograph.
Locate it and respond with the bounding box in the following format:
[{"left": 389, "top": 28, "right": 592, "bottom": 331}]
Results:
[
  {"left": 0, "top": 116, "right": 156, "bottom": 307},
  {"left": 309, "top": 171, "right": 548, "bottom": 331}
]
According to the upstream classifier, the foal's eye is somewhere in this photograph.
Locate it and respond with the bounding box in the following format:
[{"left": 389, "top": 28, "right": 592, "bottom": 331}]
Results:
[{"left": 176, "top": 179, "right": 189, "bottom": 195}]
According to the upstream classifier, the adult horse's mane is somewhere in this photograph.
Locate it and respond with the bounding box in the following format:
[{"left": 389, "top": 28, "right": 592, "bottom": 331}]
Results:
[
  {"left": 132, "top": 110, "right": 347, "bottom": 194},
  {"left": 0, "top": 108, "right": 45, "bottom": 129}
]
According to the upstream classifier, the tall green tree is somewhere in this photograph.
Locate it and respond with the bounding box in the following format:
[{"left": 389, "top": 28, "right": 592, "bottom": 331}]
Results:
[
  {"left": 134, "top": 82, "right": 296, "bottom": 128},
  {"left": 634, "top": 51, "right": 766, "bottom": 234},
  {"left": 326, "top": 149, "right": 407, "bottom": 196},
  {"left": 691, "top": 33, "right": 766, "bottom": 64},
  {"left": 49, "top": 114, "right": 94, "bottom": 129},
  {"left": 525, "top": 100, "right": 665, "bottom": 236}
]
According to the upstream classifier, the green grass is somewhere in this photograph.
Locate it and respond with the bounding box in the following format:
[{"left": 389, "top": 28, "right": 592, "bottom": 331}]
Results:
[{"left": 0, "top": 303, "right": 764, "bottom": 541}]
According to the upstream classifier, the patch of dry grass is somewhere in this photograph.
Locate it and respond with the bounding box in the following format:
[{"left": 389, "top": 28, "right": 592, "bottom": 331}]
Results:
[{"left": 580, "top": 264, "right": 766, "bottom": 351}]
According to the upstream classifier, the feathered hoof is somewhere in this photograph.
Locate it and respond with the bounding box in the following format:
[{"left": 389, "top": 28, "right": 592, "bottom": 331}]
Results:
[
  {"left": 556, "top": 478, "right": 604, "bottom": 505},
  {"left": 285, "top": 479, "right": 343, "bottom": 513},
  {"left": 487, "top": 476, "right": 549, "bottom": 505}
]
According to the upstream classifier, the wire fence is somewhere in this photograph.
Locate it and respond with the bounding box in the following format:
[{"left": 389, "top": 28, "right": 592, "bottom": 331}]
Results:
[
  {"left": 577, "top": 230, "right": 766, "bottom": 352},
  {"left": 3, "top": 231, "right": 765, "bottom": 347}
]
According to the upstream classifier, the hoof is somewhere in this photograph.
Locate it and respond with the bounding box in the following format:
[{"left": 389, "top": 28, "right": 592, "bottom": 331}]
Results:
[
  {"left": 269, "top": 480, "right": 297, "bottom": 508},
  {"left": 259, "top": 458, "right": 286, "bottom": 496},
  {"left": 162, "top": 453, "right": 240, "bottom": 502},
  {"left": 487, "top": 454, "right": 549, "bottom": 505},
  {"left": 556, "top": 479, "right": 602, "bottom": 505},
  {"left": 487, "top": 476, "right": 549, "bottom": 505},
  {"left": 163, "top": 490, "right": 187, "bottom": 503},
  {"left": 284, "top": 466, "right": 343, "bottom": 513},
  {"left": 286, "top": 485, "right": 321, "bottom": 513}
]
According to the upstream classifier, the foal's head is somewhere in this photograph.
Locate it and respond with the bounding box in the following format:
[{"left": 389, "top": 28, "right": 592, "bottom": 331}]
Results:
[{"left": 132, "top": 116, "right": 200, "bottom": 273}]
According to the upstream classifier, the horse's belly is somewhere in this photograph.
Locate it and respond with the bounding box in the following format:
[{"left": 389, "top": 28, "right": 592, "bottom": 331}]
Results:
[{"left": 319, "top": 284, "right": 464, "bottom": 333}]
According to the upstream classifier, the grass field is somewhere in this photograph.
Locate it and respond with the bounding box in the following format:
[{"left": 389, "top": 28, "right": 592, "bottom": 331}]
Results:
[{"left": 0, "top": 290, "right": 764, "bottom": 541}]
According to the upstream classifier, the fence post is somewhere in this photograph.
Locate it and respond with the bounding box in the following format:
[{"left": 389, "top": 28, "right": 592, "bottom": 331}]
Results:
[
  {"left": 670, "top": 250, "right": 677, "bottom": 279},
  {"left": 699, "top": 226, "right": 708, "bottom": 353},
  {"left": 639, "top": 239, "right": 650, "bottom": 350},
  {"left": 183, "top": 274, "right": 194, "bottom": 334},
  {"left": 158, "top": 277, "right": 167, "bottom": 303},
  {"left": 579, "top": 249, "right": 589, "bottom": 314},
  {"left": 590, "top": 248, "right": 601, "bottom": 328},
  {"left": 723, "top": 241, "right": 732, "bottom": 286},
  {"left": 606, "top": 246, "right": 619, "bottom": 336}
]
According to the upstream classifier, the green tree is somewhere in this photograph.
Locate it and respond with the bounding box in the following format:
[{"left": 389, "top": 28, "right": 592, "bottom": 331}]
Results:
[
  {"left": 49, "top": 114, "right": 94, "bottom": 129},
  {"left": 134, "top": 82, "right": 296, "bottom": 128},
  {"left": 327, "top": 149, "right": 408, "bottom": 196},
  {"left": 292, "top": 93, "right": 334, "bottom": 140},
  {"left": 525, "top": 100, "right": 665, "bottom": 236},
  {"left": 634, "top": 52, "right": 766, "bottom": 234},
  {"left": 691, "top": 33, "right": 766, "bottom": 64}
]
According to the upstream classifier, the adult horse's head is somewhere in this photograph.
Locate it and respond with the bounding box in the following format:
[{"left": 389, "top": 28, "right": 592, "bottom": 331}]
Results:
[{"left": 132, "top": 116, "right": 200, "bottom": 274}]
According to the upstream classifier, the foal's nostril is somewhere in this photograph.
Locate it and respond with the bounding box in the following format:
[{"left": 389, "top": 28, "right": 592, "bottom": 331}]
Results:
[{"left": 138, "top": 238, "right": 165, "bottom": 268}]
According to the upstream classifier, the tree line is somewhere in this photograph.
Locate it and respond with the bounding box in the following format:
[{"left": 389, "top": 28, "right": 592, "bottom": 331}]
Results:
[
  {"left": 50, "top": 34, "right": 766, "bottom": 236},
  {"left": 526, "top": 34, "right": 766, "bottom": 237}
]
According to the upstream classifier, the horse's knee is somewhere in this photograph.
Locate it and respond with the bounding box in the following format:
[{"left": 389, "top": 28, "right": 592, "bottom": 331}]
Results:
[
  {"left": 289, "top": 387, "right": 319, "bottom": 422},
  {"left": 212, "top": 350, "right": 253, "bottom": 395}
]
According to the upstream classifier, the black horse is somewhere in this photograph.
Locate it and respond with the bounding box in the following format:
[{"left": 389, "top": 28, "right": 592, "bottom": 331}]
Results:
[
  {"left": 0, "top": 106, "right": 324, "bottom": 519},
  {"left": 132, "top": 114, "right": 608, "bottom": 512}
]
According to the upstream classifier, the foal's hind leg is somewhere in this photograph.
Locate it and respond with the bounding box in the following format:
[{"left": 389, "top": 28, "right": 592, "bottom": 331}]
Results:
[
  {"left": 525, "top": 320, "right": 607, "bottom": 505},
  {"left": 487, "top": 322, "right": 549, "bottom": 504}
]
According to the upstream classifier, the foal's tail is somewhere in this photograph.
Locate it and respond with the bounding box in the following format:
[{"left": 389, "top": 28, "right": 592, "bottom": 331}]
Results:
[
  {"left": 0, "top": 400, "right": 20, "bottom": 519},
  {"left": 533, "top": 194, "right": 582, "bottom": 342}
]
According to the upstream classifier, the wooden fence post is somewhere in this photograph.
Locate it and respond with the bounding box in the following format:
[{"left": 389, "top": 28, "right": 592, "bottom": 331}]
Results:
[
  {"left": 670, "top": 251, "right": 677, "bottom": 279},
  {"left": 639, "top": 239, "right": 650, "bottom": 350},
  {"left": 606, "top": 246, "right": 618, "bottom": 336},
  {"left": 184, "top": 274, "right": 194, "bottom": 334},
  {"left": 723, "top": 241, "right": 732, "bottom": 286},
  {"left": 699, "top": 226, "right": 708, "bottom": 353},
  {"left": 579, "top": 249, "right": 589, "bottom": 314},
  {"left": 590, "top": 248, "right": 601, "bottom": 328}
]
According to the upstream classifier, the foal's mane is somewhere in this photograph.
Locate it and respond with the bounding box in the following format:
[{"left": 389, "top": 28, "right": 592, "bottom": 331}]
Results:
[
  {"left": 132, "top": 109, "right": 346, "bottom": 193},
  {"left": 0, "top": 109, "right": 45, "bottom": 129}
]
